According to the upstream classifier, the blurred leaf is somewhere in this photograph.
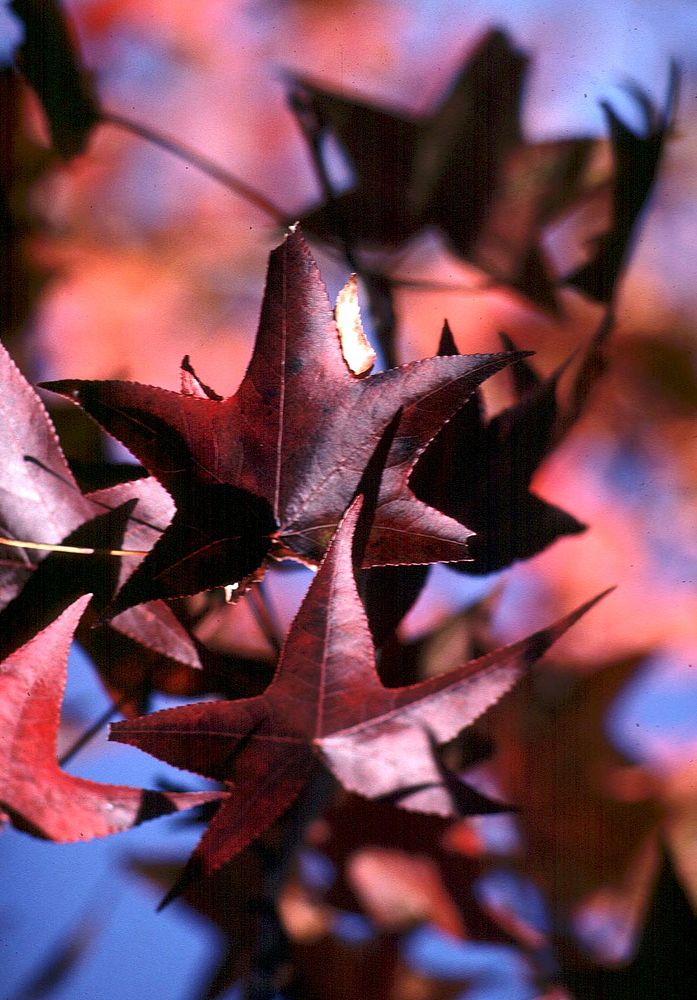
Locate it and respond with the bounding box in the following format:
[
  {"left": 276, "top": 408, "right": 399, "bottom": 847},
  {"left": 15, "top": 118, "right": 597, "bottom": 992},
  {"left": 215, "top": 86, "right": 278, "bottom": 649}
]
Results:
[
  {"left": 561, "top": 844, "right": 697, "bottom": 998},
  {"left": 567, "top": 69, "right": 677, "bottom": 303},
  {"left": 11, "top": 0, "right": 100, "bottom": 158},
  {"left": 293, "top": 28, "right": 596, "bottom": 310}
]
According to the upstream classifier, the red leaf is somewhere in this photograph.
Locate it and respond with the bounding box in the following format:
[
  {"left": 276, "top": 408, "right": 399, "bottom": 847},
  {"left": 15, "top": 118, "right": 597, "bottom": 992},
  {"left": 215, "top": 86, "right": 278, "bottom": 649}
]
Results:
[
  {"left": 0, "top": 341, "right": 199, "bottom": 669},
  {"left": 0, "top": 595, "right": 226, "bottom": 841},
  {"left": 87, "top": 477, "right": 200, "bottom": 665},
  {"left": 43, "top": 227, "right": 519, "bottom": 612},
  {"left": 110, "top": 498, "right": 607, "bottom": 874},
  {"left": 0, "top": 345, "right": 93, "bottom": 603}
]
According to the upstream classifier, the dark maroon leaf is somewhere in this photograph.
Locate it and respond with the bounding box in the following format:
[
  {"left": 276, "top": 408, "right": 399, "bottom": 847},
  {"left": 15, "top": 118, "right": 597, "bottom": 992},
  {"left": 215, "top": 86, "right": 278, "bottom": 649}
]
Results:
[
  {"left": 566, "top": 68, "right": 677, "bottom": 303},
  {"left": 377, "top": 598, "right": 492, "bottom": 690},
  {"left": 80, "top": 620, "right": 274, "bottom": 720},
  {"left": 128, "top": 847, "right": 265, "bottom": 998},
  {"left": 410, "top": 319, "right": 614, "bottom": 573},
  {"left": 379, "top": 728, "right": 510, "bottom": 817},
  {"left": 361, "top": 563, "right": 429, "bottom": 648},
  {"left": 424, "top": 728, "right": 512, "bottom": 817},
  {"left": 0, "top": 344, "right": 93, "bottom": 606},
  {"left": 11, "top": 0, "right": 100, "bottom": 159},
  {"left": 86, "top": 477, "right": 203, "bottom": 667},
  {"left": 561, "top": 845, "right": 697, "bottom": 999},
  {"left": 43, "top": 227, "right": 519, "bottom": 613},
  {"left": 291, "top": 28, "right": 595, "bottom": 309},
  {"left": 304, "top": 793, "right": 528, "bottom": 951},
  {"left": 0, "top": 68, "right": 55, "bottom": 339},
  {"left": 0, "top": 495, "right": 221, "bottom": 719},
  {"left": 0, "top": 501, "right": 135, "bottom": 660}
]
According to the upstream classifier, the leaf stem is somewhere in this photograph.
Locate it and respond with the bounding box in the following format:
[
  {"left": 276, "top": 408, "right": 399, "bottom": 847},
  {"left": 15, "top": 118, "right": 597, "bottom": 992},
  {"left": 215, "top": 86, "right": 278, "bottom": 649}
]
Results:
[
  {"left": 59, "top": 691, "right": 134, "bottom": 767},
  {"left": 101, "top": 110, "right": 288, "bottom": 224},
  {"left": 0, "top": 536, "right": 148, "bottom": 557},
  {"left": 387, "top": 273, "right": 495, "bottom": 293},
  {"left": 104, "top": 113, "right": 493, "bottom": 306}
]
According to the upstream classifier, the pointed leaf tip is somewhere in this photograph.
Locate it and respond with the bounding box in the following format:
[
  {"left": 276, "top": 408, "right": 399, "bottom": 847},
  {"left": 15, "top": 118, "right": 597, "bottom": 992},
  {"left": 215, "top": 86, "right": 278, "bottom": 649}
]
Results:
[
  {"left": 324, "top": 494, "right": 364, "bottom": 572},
  {"left": 499, "top": 332, "right": 541, "bottom": 396},
  {"left": 437, "top": 321, "right": 458, "bottom": 357},
  {"left": 43, "top": 593, "right": 94, "bottom": 640},
  {"left": 0, "top": 594, "right": 229, "bottom": 842},
  {"left": 38, "top": 379, "right": 84, "bottom": 403}
]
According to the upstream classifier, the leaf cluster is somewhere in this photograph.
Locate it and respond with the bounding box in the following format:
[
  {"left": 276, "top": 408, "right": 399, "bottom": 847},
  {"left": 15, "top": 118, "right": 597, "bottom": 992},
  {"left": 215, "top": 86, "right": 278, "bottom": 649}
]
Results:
[{"left": 0, "top": 6, "right": 680, "bottom": 999}]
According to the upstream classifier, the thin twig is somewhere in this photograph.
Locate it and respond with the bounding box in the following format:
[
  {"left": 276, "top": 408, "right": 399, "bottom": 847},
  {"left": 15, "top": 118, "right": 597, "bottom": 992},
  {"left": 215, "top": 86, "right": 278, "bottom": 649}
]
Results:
[
  {"left": 105, "top": 112, "right": 493, "bottom": 317},
  {"left": 101, "top": 110, "right": 288, "bottom": 224},
  {"left": 59, "top": 691, "right": 134, "bottom": 767}
]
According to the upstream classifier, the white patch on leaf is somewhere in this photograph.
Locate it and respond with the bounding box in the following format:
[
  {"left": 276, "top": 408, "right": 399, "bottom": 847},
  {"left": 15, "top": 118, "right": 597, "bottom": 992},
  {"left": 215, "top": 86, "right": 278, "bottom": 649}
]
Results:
[{"left": 334, "top": 275, "right": 376, "bottom": 377}]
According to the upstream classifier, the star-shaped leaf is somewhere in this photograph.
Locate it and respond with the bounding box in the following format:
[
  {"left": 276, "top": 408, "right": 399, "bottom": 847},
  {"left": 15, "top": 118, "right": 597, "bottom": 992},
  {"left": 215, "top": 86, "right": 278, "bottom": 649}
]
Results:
[
  {"left": 43, "top": 226, "right": 519, "bottom": 613},
  {"left": 0, "top": 595, "right": 226, "bottom": 841},
  {"left": 110, "top": 497, "right": 607, "bottom": 875},
  {"left": 291, "top": 28, "right": 596, "bottom": 308},
  {"left": 410, "top": 316, "right": 613, "bottom": 574}
]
